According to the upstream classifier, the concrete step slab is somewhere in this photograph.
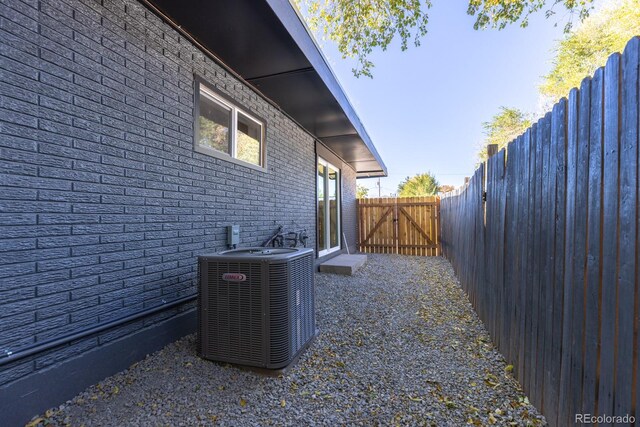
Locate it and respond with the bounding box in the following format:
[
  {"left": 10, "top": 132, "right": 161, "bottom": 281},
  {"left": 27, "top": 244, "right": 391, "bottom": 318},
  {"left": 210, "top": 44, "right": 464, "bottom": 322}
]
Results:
[{"left": 318, "top": 254, "right": 367, "bottom": 275}]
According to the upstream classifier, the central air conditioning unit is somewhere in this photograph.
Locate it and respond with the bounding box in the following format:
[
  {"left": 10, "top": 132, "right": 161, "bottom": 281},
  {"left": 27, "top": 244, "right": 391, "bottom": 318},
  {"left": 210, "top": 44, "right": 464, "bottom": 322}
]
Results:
[{"left": 197, "top": 247, "right": 316, "bottom": 370}]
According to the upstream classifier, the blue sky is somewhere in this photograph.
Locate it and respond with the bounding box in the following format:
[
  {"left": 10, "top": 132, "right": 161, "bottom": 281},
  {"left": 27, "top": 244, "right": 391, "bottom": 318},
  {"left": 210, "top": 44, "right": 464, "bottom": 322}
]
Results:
[{"left": 315, "top": 0, "right": 572, "bottom": 195}]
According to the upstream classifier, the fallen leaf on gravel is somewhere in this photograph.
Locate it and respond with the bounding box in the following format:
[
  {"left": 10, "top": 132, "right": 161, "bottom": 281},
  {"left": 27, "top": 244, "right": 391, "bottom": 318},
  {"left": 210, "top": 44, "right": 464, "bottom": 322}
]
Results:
[
  {"left": 240, "top": 399, "right": 247, "bottom": 407},
  {"left": 280, "top": 399, "right": 286, "bottom": 407},
  {"left": 444, "top": 397, "right": 456, "bottom": 409},
  {"left": 484, "top": 374, "right": 500, "bottom": 388},
  {"left": 505, "top": 365, "right": 514, "bottom": 373},
  {"left": 25, "top": 417, "right": 44, "bottom": 427}
]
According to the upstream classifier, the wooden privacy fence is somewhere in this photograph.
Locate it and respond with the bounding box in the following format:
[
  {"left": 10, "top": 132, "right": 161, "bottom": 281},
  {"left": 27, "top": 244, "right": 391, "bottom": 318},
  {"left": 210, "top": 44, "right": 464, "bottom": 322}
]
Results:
[
  {"left": 357, "top": 196, "right": 440, "bottom": 256},
  {"left": 440, "top": 37, "right": 640, "bottom": 427}
]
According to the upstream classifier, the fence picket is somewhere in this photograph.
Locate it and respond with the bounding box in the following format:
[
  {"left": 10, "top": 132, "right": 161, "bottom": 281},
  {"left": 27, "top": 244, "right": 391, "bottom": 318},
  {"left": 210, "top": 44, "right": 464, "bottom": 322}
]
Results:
[
  {"left": 542, "top": 98, "right": 567, "bottom": 424},
  {"left": 513, "top": 133, "right": 526, "bottom": 382},
  {"left": 598, "top": 52, "right": 621, "bottom": 423},
  {"left": 568, "top": 77, "right": 592, "bottom": 427},
  {"left": 530, "top": 119, "right": 545, "bottom": 408},
  {"left": 614, "top": 36, "right": 639, "bottom": 420},
  {"left": 583, "top": 66, "right": 604, "bottom": 418},
  {"left": 504, "top": 138, "right": 515, "bottom": 364},
  {"left": 536, "top": 113, "right": 552, "bottom": 412},
  {"left": 504, "top": 140, "right": 518, "bottom": 363},
  {"left": 486, "top": 155, "right": 496, "bottom": 341},
  {"left": 519, "top": 129, "right": 533, "bottom": 386},
  {"left": 496, "top": 150, "right": 506, "bottom": 352},
  {"left": 557, "top": 87, "right": 580, "bottom": 426},
  {"left": 525, "top": 125, "right": 538, "bottom": 395}
]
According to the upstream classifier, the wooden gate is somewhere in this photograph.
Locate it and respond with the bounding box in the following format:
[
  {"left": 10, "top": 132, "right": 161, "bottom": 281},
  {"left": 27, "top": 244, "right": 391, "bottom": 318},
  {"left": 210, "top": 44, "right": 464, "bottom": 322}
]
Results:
[{"left": 357, "top": 196, "right": 440, "bottom": 256}]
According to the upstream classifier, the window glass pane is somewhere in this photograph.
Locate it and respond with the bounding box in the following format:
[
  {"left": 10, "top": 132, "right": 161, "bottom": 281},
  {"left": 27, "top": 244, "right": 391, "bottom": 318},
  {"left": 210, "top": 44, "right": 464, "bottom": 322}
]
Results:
[
  {"left": 198, "top": 91, "right": 231, "bottom": 154},
  {"left": 317, "top": 163, "right": 325, "bottom": 251},
  {"left": 328, "top": 167, "right": 339, "bottom": 248},
  {"left": 237, "top": 112, "right": 262, "bottom": 165}
]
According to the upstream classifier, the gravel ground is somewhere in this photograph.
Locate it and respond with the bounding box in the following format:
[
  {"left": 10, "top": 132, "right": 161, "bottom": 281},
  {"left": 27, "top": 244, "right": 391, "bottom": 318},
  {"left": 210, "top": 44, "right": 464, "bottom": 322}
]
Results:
[{"left": 33, "top": 254, "right": 545, "bottom": 426}]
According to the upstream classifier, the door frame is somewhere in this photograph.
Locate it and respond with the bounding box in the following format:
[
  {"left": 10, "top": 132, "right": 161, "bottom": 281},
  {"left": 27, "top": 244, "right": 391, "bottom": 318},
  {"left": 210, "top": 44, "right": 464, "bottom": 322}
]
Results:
[{"left": 317, "top": 157, "right": 341, "bottom": 257}]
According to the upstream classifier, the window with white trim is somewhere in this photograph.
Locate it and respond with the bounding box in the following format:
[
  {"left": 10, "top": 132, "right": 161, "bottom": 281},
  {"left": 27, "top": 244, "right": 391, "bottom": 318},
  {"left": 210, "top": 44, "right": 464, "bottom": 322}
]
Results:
[{"left": 195, "top": 79, "right": 265, "bottom": 168}]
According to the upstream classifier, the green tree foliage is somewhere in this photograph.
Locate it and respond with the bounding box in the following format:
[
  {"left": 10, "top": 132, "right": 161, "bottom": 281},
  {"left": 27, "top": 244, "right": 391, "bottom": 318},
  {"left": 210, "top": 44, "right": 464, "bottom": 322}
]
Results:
[
  {"left": 478, "top": 0, "right": 638, "bottom": 162},
  {"left": 294, "top": 0, "right": 594, "bottom": 77},
  {"left": 198, "top": 116, "right": 229, "bottom": 153},
  {"left": 478, "top": 107, "right": 531, "bottom": 162},
  {"left": 540, "top": 0, "right": 640, "bottom": 101},
  {"left": 237, "top": 132, "right": 261, "bottom": 165},
  {"left": 397, "top": 172, "right": 440, "bottom": 197},
  {"left": 468, "top": 0, "right": 592, "bottom": 32},
  {"left": 356, "top": 184, "right": 370, "bottom": 198},
  {"left": 294, "top": 0, "right": 430, "bottom": 77}
]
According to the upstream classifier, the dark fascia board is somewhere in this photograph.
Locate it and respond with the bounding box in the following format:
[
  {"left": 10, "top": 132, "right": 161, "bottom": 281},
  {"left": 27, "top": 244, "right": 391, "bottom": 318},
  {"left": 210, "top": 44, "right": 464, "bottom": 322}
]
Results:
[{"left": 265, "top": 0, "right": 387, "bottom": 177}]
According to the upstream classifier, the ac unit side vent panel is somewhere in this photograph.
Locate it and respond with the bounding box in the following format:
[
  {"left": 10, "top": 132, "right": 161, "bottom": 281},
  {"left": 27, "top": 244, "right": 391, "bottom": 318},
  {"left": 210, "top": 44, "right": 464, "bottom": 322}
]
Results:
[{"left": 269, "top": 262, "right": 290, "bottom": 365}]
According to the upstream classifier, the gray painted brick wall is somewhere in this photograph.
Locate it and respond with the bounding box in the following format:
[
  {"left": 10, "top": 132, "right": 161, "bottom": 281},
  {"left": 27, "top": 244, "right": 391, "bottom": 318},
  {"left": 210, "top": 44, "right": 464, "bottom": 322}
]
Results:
[
  {"left": 341, "top": 164, "right": 358, "bottom": 252},
  {"left": 0, "top": 0, "right": 359, "bottom": 388}
]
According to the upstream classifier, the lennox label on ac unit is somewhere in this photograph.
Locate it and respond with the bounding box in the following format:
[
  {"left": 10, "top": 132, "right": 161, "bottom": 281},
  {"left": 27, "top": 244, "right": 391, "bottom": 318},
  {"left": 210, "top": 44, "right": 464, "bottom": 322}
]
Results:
[{"left": 222, "top": 273, "right": 246, "bottom": 282}]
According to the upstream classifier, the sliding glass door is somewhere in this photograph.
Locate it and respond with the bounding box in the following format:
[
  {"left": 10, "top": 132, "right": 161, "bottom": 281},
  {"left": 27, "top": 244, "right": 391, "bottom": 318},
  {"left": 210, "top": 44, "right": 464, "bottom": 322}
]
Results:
[{"left": 317, "top": 158, "right": 340, "bottom": 256}]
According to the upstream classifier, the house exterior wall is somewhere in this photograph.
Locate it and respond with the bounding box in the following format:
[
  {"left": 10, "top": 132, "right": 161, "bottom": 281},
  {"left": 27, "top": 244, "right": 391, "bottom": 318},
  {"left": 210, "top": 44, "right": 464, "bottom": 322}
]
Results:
[
  {"left": 341, "top": 164, "right": 358, "bottom": 254},
  {"left": 0, "top": 0, "right": 357, "bottom": 423}
]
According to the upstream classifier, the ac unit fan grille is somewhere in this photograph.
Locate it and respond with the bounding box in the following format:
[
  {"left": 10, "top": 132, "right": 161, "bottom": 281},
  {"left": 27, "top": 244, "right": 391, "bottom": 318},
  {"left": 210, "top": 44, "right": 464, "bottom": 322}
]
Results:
[{"left": 205, "top": 261, "right": 262, "bottom": 364}]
